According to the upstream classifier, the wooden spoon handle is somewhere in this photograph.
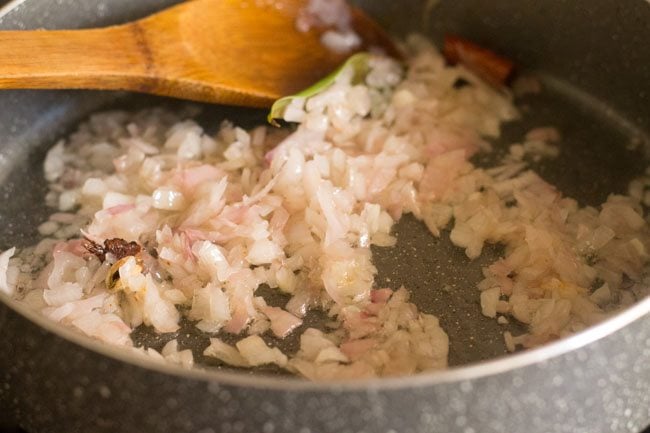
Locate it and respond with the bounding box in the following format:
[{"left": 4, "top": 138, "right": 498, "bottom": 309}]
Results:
[{"left": 0, "top": 24, "right": 155, "bottom": 92}]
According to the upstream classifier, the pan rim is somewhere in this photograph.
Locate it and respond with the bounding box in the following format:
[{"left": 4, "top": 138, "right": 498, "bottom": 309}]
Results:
[
  {"left": 0, "top": 0, "right": 648, "bottom": 392},
  {"left": 0, "top": 0, "right": 27, "bottom": 21}
]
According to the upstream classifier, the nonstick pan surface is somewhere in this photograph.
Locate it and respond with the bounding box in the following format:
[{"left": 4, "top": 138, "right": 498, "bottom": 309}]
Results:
[{"left": 0, "top": 1, "right": 649, "bottom": 432}]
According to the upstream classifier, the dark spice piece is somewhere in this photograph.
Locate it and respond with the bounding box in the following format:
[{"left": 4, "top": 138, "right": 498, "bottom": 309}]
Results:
[
  {"left": 443, "top": 35, "right": 515, "bottom": 87},
  {"left": 84, "top": 237, "right": 142, "bottom": 262},
  {"left": 83, "top": 238, "right": 106, "bottom": 262},
  {"left": 105, "top": 238, "right": 142, "bottom": 260}
]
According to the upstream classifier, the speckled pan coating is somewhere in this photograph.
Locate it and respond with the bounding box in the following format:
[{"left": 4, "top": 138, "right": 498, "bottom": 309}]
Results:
[{"left": 0, "top": 1, "right": 648, "bottom": 432}]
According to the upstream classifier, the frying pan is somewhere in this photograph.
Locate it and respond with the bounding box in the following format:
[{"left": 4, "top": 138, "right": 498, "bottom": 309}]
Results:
[{"left": 0, "top": 0, "right": 649, "bottom": 432}]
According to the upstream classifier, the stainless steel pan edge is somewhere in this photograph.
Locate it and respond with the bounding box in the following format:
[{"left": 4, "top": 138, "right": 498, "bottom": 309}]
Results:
[{"left": 0, "top": 1, "right": 648, "bottom": 432}]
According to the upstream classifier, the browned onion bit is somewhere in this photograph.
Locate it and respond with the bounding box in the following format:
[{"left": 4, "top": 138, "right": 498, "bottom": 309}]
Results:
[{"left": 83, "top": 238, "right": 106, "bottom": 262}]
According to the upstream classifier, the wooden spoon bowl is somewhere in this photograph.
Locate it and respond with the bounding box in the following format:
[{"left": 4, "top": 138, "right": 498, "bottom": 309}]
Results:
[{"left": 0, "top": 0, "right": 397, "bottom": 107}]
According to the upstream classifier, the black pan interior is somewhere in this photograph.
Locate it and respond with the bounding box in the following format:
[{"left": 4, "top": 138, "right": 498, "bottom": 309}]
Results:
[{"left": 0, "top": 0, "right": 649, "bottom": 373}]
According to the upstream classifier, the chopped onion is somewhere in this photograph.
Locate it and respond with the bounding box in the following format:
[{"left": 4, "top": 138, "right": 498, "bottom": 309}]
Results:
[
  {"left": 203, "top": 338, "right": 249, "bottom": 367},
  {"left": 260, "top": 306, "right": 303, "bottom": 338},
  {"left": 0, "top": 248, "right": 16, "bottom": 296},
  {"left": 236, "top": 335, "right": 288, "bottom": 367},
  {"left": 246, "top": 239, "right": 283, "bottom": 265},
  {"left": 152, "top": 187, "right": 186, "bottom": 211}
]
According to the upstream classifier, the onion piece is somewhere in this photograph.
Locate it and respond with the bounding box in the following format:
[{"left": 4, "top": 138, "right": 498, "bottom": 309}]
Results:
[
  {"left": 260, "top": 306, "right": 303, "bottom": 338},
  {"left": 203, "top": 338, "right": 249, "bottom": 367},
  {"left": 235, "top": 335, "right": 288, "bottom": 367},
  {"left": 0, "top": 248, "right": 16, "bottom": 296}
]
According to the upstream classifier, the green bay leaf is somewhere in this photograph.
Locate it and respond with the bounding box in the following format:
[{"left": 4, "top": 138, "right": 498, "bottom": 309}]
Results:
[{"left": 267, "top": 52, "right": 372, "bottom": 127}]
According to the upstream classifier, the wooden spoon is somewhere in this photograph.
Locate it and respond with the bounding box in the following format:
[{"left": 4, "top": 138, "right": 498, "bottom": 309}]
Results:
[{"left": 0, "top": 0, "right": 398, "bottom": 108}]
